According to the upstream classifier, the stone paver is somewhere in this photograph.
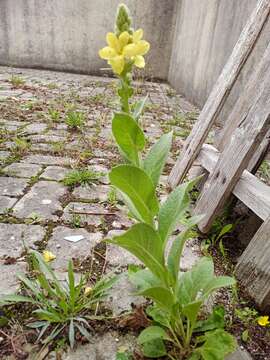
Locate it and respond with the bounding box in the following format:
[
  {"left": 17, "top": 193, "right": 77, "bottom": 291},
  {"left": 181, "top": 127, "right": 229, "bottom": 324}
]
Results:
[
  {"left": 23, "top": 122, "right": 47, "bottom": 134},
  {"left": 0, "top": 223, "right": 45, "bottom": 258},
  {"left": 21, "top": 154, "right": 74, "bottom": 166},
  {"left": 0, "top": 176, "right": 29, "bottom": 196},
  {"left": 47, "top": 226, "right": 102, "bottom": 272},
  {"left": 0, "top": 261, "right": 27, "bottom": 295},
  {"left": 40, "top": 166, "right": 69, "bottom": 181},
  {"left": 72, "top": 184, "right": 110, "bottom": 202},
  {"left": 0, "top": 150, "right": 10, "bottom": 162},
  {"left": 62, "top": 202, "right": 108, "bottom": 226},
  {"left": 63, "top": 331, "right": 135, "bottom": 360},
  {"left": 3, "top": 162, "right": 43, "bottom": 178},
  {"left": 0, "top": 195, "right": 17, "bottom": 213},
  {"left": 13, "top": 181, "right": 66, "bottom": 220}
]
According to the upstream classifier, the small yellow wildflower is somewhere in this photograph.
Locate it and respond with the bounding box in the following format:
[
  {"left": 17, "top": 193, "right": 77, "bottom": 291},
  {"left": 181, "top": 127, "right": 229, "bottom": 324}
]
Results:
[
  {"left": 99, "top": 29, "right": 150, "bottom": 75},
  {"left": 42, "top": 250, "right": 56, "bottom": 263},
  {"left": 84, "top": 286, "right": 92, "bottom": 296},
  {"left": 257, "top": 316, "right": 270, "bottom": 326}
]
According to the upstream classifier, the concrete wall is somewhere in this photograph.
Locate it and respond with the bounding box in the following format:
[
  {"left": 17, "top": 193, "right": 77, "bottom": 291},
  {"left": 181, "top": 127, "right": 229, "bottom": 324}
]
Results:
[
  {"left": 0, "top": 0, "right": 176, "bottom": 80},
  {"left": 168, "top": 0, "right": 270, "bottom": 123},
  {"left": 1, "top": 0, "right": 269, "bottom": 117}
]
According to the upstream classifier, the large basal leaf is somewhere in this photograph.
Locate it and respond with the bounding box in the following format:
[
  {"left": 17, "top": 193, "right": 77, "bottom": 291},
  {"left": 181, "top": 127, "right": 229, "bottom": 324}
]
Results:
[
  {"left": 182, "top": 300, "right": 202, "bottom": 329},
  {"left": 128, "top": 267, "right": 161, "bottom": 292},
  {"left": 194, "top": 329, "right": 237, "bottom": 360},
  {"left": 138, "top": 326, "right": 172, "bottom": 345},
  {"left": 177, "top": 257, "right": 215, "bottom": 305},
  {"left": 109, "top": 165, "right": 159, "bottom": 224},
  {"left": 195, "top": 306, "right": 225, "bottom": 333},
  {"left": 112, "top": 112, "right": 145, "bottom": 165},
  {"left": 177, "top": 257, "right": 235, "bottom": 306},
  {"left": 107, "top": 223, "right": 166, "bottom": 282},
  {"left": 139, "top": 286, "right": 175, "bottom": 312},
  {"left": 143, "top": 131, "right": 173, "bottom": 188},
  {"left": 146, "top": 305, "right": 171, "bottom": 328},
  {"left": 141, "top": 338, "right": 167, "bottom": 358},
  {"left": 158, "top": 179, "right": 198, "bottom": 244}
]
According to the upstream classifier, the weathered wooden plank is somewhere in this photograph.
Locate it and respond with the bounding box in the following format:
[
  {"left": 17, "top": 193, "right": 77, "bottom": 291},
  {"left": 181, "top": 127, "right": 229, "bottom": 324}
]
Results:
[
  {"left": 168, "top": 0, "right": 270, "bottom": 188},
  {"left": 193, "top": 76, "right": 270, "bottom": 232},
  {"left": 235, "top": 217, "right": 270, "bottom": 311},
  {"left": 216, "top": 42, "right": 270, "bottom": 152},
  {"left": 197, "top": 144, "right": 270, "bottom": 221}
]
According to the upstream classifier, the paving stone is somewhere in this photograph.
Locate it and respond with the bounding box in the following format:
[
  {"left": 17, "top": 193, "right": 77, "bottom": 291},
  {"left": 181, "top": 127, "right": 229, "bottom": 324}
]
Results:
[
  {"left": 0, "top": 150, "right": 10, "bottom": 161},
  {"left": 13, "top": 181, "right": 66, "bottom": 220},
  {"left": 3, "top": 162, "right": 42, "bottom": 178},
  {"left": 62, "top": 202, "right": 108, "bottom": 226},
  {"left": 62, "top": 331, "right": 135, "bottom": 360},
  {"left": 0, "top": 177, "right": 28, "bottom": 196},
  {"left": 46, "top": 226, "right": 102, "bottom": 272},
  {"left": 40, "top": 166, "right": 69, "bottom": 181},
  {"left": 72, "top": 184, "right": 110, "bottom": 202},
  {"left": 23, "top": 122, "right": 47, "bottom": 134},
  {"left": 0, "top": 261, "right": 27, "bottom": 295},
  {"left": 0, "top": 120, "right": 27, "bottom": 131},
  {"left": 0, "top": 223, "right": 45, "bottom": 258},
  {"left": 30, "top": 134, "right": 66, "bottom": 143},
  {"left": 106, "top": 230, "right": 141, "bottom": 267},
  {"left": 0, "top": 196, "right": 17, "bottom": 214},
  {"left": 106, "top": 273, "right": 144, "bottom": 316},
  {"left": 21, "top": 154, "right": 74, "bottom": 166}
]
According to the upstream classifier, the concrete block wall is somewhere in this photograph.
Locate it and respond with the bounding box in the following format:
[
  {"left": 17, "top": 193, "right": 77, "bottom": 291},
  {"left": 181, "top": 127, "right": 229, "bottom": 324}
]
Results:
[
  {"left": 0, "top": 0, "right": 176, "bottom": 80},
  {"left": 0, "top": 0, "right": 268, "bottom": 121}
]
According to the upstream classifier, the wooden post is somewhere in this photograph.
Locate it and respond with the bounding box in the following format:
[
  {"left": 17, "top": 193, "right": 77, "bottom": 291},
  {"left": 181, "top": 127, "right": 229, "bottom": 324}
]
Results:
[
  {"left": 235, "top": 217, "right": 270, "bottom": 311},
  {"left": 193, "top": 73, "right": 270, "bottom": 232},
  {"left": 168, "top": 0, "right": 270, "bottom": 188}
]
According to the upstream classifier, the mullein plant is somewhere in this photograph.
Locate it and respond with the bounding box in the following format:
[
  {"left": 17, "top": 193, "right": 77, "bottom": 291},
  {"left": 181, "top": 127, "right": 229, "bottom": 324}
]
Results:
[{"left": 100, "top": 4, "right": 236, "bottom": 359}]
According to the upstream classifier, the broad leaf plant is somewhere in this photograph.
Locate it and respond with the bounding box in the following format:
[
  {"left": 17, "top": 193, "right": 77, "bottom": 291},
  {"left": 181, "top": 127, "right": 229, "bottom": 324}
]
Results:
[{"left": 99, "top": 4, "right": 237, "bottom": 360}]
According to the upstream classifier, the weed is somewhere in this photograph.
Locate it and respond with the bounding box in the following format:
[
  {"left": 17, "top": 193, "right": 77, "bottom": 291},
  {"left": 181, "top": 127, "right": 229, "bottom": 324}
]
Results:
[
  {"left": 107, "top": 187, "right": 118, "bottom": 207},
  {"left": 47, "top": 83, "right": 58, "bottom": 90},
  {"left": 258, "top": 160, "right": 270, "bottom": 184},
  {"left": 48, "top": 108, "right": 61, "bottom": 122},
  {"left": 65, "top": 111, "right": 85, "bottom": 130},
  {"left": 70, "top": 213, "right": 82, "bottom": 228},
  {"left": 63, "top": 169, "right": 104, "bottom": 187},
  {"left": 10, "top": 75, "right": 25, "bottom": 87},
  {"left": 25, "top": 212, "right": 42, "bottom": 224},
  {"left": 235, "top": 307, "right": 258, "bottom": 325},
  {"left": 12, "top": 138, "right": 31, "bottom": 156},
  {"left": 0, "top": 251, "right": 116, "bottom": 348},
  {"left": 52, "top": 141, "right": 65, "bottom": 154}
]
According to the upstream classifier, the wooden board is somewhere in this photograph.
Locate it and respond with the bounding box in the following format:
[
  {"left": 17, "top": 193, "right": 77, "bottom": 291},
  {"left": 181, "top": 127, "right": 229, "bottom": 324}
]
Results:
[
  {"left": 235, "top": 217, "right": 270, "bottom": 311},
  {"left": 193, "top": 74, "right": 270, "bottom": 232},
  {"left": 216, "top": 42, "right": 270, "bottom": 152},
  {"left": 197, "top": 144, "right": 270, "bottom": 221},
  {"left": 168, "top": 0, "right": 270, "bottom": 188}
]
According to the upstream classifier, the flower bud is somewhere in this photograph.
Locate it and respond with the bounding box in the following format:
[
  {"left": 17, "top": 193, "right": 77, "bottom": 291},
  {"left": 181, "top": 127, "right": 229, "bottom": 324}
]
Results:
[{"left": 115, "top": 3, "right": 132, "bottom": 36}]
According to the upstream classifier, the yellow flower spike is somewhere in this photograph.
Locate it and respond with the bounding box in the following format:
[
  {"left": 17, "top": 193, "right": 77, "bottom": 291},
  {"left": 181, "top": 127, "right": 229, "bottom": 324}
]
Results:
[
  {"left": 99, "top": 46, "right": 117, "bottom": 60},
  {"left": 106, "top": 32, "right": 121, "bottom": 53},
  {"left": 258, "top": 316, "right": 270, "bottom": 326},
  {"left": 133, "top": 29, "right": 143, "bottom": 43},
  {"left": 43, "top": 250, "right": 56, "bottom": 263},
  {"left": 84, "top": 286, "right": 93, "bottom": 296}
]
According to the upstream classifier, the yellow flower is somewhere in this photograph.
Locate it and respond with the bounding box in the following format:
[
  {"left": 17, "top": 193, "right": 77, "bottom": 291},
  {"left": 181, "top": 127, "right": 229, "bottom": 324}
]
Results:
[
  {"left": 257, "top": 316, "right": 270, "bottom": 326},
  {"left": 43, "top": 250, "right": 56, "bottom": 263},
  {"left": 99, "top": 29, "right": 150, "bottom": 75},
  {"left": 84, "top": 286, "right": 92, "bottom": 296}
]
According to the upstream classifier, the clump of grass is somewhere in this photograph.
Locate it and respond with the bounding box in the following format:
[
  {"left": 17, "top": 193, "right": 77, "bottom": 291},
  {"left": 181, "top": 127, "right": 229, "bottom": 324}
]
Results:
[
  {"left": 12, "top": 137, "right": 31, "bottom": 155},
  {"left": 63, "top": 169, "right": 104, "bottom": 187},
  {"left": 10, "top": 75, "right": 25, "bottom": 87},
  {"left": 65, "top": 111, "right": 85, "bottom": 130},
  {"left": 0, "top": 251, "right": 116, "bottom": 348},
  {"left": 48, "top": 108, "right": 61, "bottom": 122}
]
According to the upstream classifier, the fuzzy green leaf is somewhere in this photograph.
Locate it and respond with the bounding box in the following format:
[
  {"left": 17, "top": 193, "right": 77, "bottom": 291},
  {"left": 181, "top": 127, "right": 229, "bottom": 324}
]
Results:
[
  {"left": 158, "top": 179, "right": 197, "bottom": 244},
  {"left": 133, "top": 95, "right": 148, "bottom": 121},
  {"left": 108, "top": 224, "right": 166, "bottom": 283},
  {"left": 143, "top": 132, "right": 173, "bottom": 188},
  {"left": 138, "top": 326, "right": 172, "bottom": 345},
  {"left": 109, "top": 165, "right": 159, "bottom": 224},
  {"left": 194, "top": 329, "right": 237, "bottom": 359},
  {"left": 112, "top": 112, "right": 145, "bottom": 165}
]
